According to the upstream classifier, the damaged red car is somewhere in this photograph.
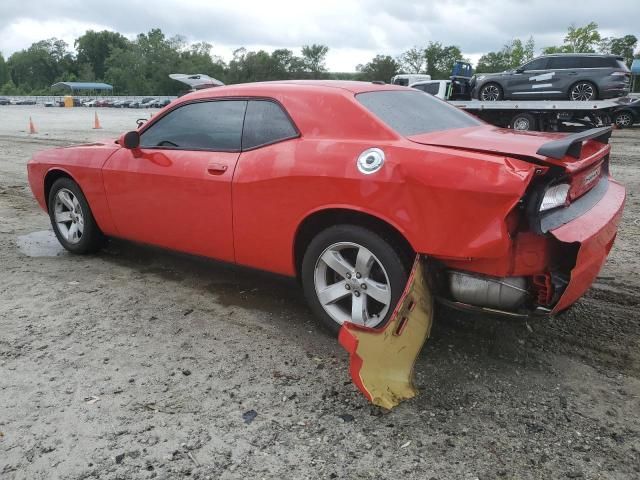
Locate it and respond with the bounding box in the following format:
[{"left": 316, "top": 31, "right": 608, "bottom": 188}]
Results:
[{"left": 27, "top": 81, "right": 625, "bottom": 335}]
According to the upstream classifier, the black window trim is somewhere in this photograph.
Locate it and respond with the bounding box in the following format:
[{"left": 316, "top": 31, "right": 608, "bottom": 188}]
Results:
[{"left": 137, "top": 96, "right": 301, "bottom": 153}]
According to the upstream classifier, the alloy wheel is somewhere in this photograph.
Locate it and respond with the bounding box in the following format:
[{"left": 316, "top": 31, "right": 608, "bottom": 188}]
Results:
[
  {"left": 480, "top": 84, "right": 501, "bottom": 101},
  {"left": 53, "top": 188, "right": 84, "bottom": 244},
  {"left": 570, "top": 83, "right": 595, "bottom": 101},
  {"left": 313, "top": 242, "right": 392, "bottom": 328},
  {"left": 615, "top": 112, "right": 633, "bottom": 128}
]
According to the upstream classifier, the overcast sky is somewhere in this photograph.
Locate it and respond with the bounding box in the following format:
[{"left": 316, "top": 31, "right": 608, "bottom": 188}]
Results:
[{"left": 1, "top": 0, "right": 639, "bottom": 71}]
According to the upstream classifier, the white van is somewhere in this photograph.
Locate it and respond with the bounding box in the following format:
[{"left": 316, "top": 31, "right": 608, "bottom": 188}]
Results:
[{"left": 390, "top": 74, "right": 432, "bottom": 86}]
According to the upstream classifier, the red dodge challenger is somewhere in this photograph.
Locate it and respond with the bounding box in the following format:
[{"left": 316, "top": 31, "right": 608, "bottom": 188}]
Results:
[{"left": 27, "top": 81, "right": 625, "bottom": 335}]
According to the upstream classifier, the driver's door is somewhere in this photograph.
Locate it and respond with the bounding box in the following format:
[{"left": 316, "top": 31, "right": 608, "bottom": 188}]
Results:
[{"left": 102, "top": 100, "right": 247, "bottom": 262}]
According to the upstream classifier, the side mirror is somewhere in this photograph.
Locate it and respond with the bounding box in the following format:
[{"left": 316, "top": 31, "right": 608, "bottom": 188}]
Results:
[
  {"left": 119, "top": 131, "right": 140, "bottom": 149},
  {"left": 515, "top": 68, "right": 524, "bottom": 74}
]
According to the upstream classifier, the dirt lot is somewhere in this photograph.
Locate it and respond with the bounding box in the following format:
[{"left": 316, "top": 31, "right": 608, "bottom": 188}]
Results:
[{"left": 0, "top": 106, "right": 639, "bottom": 480}]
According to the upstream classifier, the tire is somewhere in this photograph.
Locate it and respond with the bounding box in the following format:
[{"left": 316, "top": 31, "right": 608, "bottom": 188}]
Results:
[
  {"left": 613, "top": 111, "right": 634, "bottom": 128},
  {"left": 569, "top": 81, "right": 597, "bottom": 101},
  {"left": 301, "top": 224, "right": 410, "bottom": 337},
  {"left": 478, "top": 83, "right": 503, "bottom": 101},
  {"left": 510, "top": 112, "right": 537, "bottom": 131},
  {"left": 48, "top": 177, "right": 105, "bottom": 254}
]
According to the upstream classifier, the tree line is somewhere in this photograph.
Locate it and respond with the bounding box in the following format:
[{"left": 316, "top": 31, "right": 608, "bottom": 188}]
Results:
[{"left": 0, "top": 23, "right": 637, "bottom": 96}]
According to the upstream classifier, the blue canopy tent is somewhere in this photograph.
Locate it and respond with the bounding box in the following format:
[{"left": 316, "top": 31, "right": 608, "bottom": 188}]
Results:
[
  {"left": 631, "top": 59, "right": 640, "bottom": 93},
  {"left": 51, "top": 82, "right": 114, "bottom": 95}
]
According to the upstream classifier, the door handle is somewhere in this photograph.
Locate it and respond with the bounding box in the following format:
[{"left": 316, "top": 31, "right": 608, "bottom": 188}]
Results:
[{"left": 207, "top": 163, "right": 228, "bottom": 175}]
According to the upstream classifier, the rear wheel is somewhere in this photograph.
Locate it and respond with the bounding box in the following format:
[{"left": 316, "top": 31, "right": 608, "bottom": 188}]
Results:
[
  {"left": 613, "top": 111, "right": 633, "bottom": 128},
  {"left": 569, "top": 81, "right": 597, "bottom": 101},
  {"left": 48, "top": 177, "right": 105, "bottom": 254},
  {"left": 301, "top": 225, "right": 409, "bottom": 336},
  {"left": 479, "top": 83, "right": 503, "bottom": 101}
]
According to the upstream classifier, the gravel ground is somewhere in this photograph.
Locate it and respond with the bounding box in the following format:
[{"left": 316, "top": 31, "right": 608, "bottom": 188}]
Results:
[{"left": 0, "top": 105, "right": 639, "bottom": 480}]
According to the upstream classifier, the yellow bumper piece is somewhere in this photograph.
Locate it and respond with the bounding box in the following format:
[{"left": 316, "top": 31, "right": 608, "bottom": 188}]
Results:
[{"left": 338, "top": 257, "right": 433, "bottom": 409}]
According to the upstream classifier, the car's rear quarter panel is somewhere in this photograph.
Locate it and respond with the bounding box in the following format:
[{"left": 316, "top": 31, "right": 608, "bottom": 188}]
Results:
[{"left": 233, "top": 135, "right": 538, "bottom": 276}]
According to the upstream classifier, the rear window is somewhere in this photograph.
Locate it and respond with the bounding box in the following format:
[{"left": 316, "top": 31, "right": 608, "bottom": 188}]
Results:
[
  {"left": 614, "top": 58, "right": 629, "bottom": 70},
  {"left": 357, "top": 90, "right": 481, "bottom": 136}
]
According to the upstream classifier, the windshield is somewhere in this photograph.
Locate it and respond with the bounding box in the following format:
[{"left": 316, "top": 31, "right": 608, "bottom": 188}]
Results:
[{"left": 357, "top": 90, "right": 482, "bottom": 136}]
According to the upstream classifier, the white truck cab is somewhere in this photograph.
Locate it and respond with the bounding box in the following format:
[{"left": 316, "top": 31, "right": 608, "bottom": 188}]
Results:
[
  {"left": 390, "top": 74, "right": 432, "bottom": 86},
  {"left": 410, "top": 80, "right": 451, "bottom": 100}
]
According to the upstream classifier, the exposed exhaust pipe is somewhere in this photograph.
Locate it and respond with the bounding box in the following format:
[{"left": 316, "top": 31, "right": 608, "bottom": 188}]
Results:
[{"left": 448, "top": 271, "right": 528, "bottom": 311}]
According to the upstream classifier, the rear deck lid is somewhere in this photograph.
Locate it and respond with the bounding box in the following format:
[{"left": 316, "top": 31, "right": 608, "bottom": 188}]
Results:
[{"left": 407, "top": 125, "right": 611, "bottom": 173}]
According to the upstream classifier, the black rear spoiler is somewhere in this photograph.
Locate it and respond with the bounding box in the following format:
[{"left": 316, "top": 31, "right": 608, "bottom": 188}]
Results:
[{"left": 536, "top": 126, "right": 612, "bottom": 160}]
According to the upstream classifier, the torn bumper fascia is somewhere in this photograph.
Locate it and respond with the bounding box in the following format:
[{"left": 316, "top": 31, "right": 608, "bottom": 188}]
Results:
[
  {"left": 338, "top": 257, "right": 433, "bottom": 409},
  {"left": 549, "top": 178, "right": 625, "bottom": 312}
]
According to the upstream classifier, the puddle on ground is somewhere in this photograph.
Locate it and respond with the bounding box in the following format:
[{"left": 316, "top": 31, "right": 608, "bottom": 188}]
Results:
[{"left": 16, "top": 230, "right": 67, "bottom": 257}]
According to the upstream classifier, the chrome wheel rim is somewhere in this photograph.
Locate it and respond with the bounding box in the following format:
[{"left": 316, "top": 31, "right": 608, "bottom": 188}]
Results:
[
  {"left": 570, "top": 83, "right": 594, "bottom": 101},
  {"left": 615, "top": 113, "right": 632, "bottom": 127},
  {"left": 480, "top": 84, "right": 500, "bottom": 101},
  {"left": 54, "top": 188, "right": 84, "bottom": 244},
  {"left": 313, "top": 242, "right": 391, "bottom": 327},
  {"left": 513, "top": 117, "right": 531, "bottom": 131}
]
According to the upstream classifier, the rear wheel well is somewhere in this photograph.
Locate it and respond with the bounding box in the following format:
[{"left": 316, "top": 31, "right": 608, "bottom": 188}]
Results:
[
  {"left": 44, "top": 170, "right": 73, "bottom": 208},
  {"left": 293, "top": 209, "right": 415, "bottom": 280}
]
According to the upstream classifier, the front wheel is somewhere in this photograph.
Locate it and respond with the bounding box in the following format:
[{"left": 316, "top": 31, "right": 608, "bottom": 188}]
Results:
[
  {"left": 478, "top": 83, "right": 503, "bottom": 101},
  {"left": 48, "top": 177, "right": 105, "bottom": 254},
  {"left": 301, "top": 225, "right": 409, "bottom": 336}
]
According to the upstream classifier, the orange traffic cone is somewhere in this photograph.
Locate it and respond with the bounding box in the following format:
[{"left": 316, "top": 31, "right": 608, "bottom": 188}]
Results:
[
  {"left": 93, "top": 111, "right": 102, "bottom": 129},
  {"left": 28, "top": 117, "right": 37, "bottom": 134}
]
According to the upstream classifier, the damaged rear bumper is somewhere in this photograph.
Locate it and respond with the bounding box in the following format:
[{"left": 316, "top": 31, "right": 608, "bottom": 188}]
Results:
[
  {"left": 436, "top": 176, "right": 625, "bottom": 317},
  {"left": 548, "top": 178, "right": 625, "bottom": 312}
]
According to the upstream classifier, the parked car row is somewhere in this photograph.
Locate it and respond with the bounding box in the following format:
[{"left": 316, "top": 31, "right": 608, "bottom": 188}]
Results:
[
  {"left": 1, "top": 97, "right": 173, "bottom": 108},
  {"left": 71, "top": 98, "right": 173, "bottom": 108},
  {"left": 0, "top": 97, "right": 37, "bottom": 105}
]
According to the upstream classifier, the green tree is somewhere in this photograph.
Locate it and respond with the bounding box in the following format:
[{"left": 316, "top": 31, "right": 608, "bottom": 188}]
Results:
[
  {"left": 543, "top": 22, "right": 601, "bottom": 54},
  {"left": 178, "top": 42, "right": 226, "bottom": 81},
  {"left": 300, "top": 44, "right": 329, "bottom": 77},
  {"left": 424, "top": 42, "right": 464, "bottom": 79},
  {"left": 356, "top": 55, "right": 400, "bottom": 82},
  {"left": 476, "top": 37, "right": 535, "bottom": 73},
  {"left": 75, "top": 30, "right": 129, "bottom": 80},
  {"left": 0, "top": 53, "right": 9, "bottom": 86},
  {"left": 7, "top": 38, "right": 73, "bottom": 91},
  {"left": 564, "top": 22, "right": 601, "bottom": 53},
  {"left": 0, "top": 79, "right": 22, "bottom": 95},
  {"left": 599, "top": 34, "right": 638, "bottom": 66},
  {"left": 400, "top": 47, "right": 425, "bottom": 73}
]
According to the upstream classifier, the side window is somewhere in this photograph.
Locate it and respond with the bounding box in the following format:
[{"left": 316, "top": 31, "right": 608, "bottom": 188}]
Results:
[
  {"left": 415, "top": 83, "right": 440, "bottom": 95},
  {"left": 578, "top": 56, "right": 609, "bottom": 68},
  {"left": 521, "top": 58, "right": 547, "bottom": 71},
  {"left": 242, "top": 100, "right": 298, "bottom": 150},
  {"left": 140, "top": 100, "right": 247, "bottom": 151},
  {"left": 547, "top": 57, "right": 567, "bottom": 69}
]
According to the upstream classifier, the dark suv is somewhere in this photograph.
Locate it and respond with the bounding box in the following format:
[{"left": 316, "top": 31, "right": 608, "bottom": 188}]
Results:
[{"left": 472, "top": 54, "right": 631, "bottom": 101}]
